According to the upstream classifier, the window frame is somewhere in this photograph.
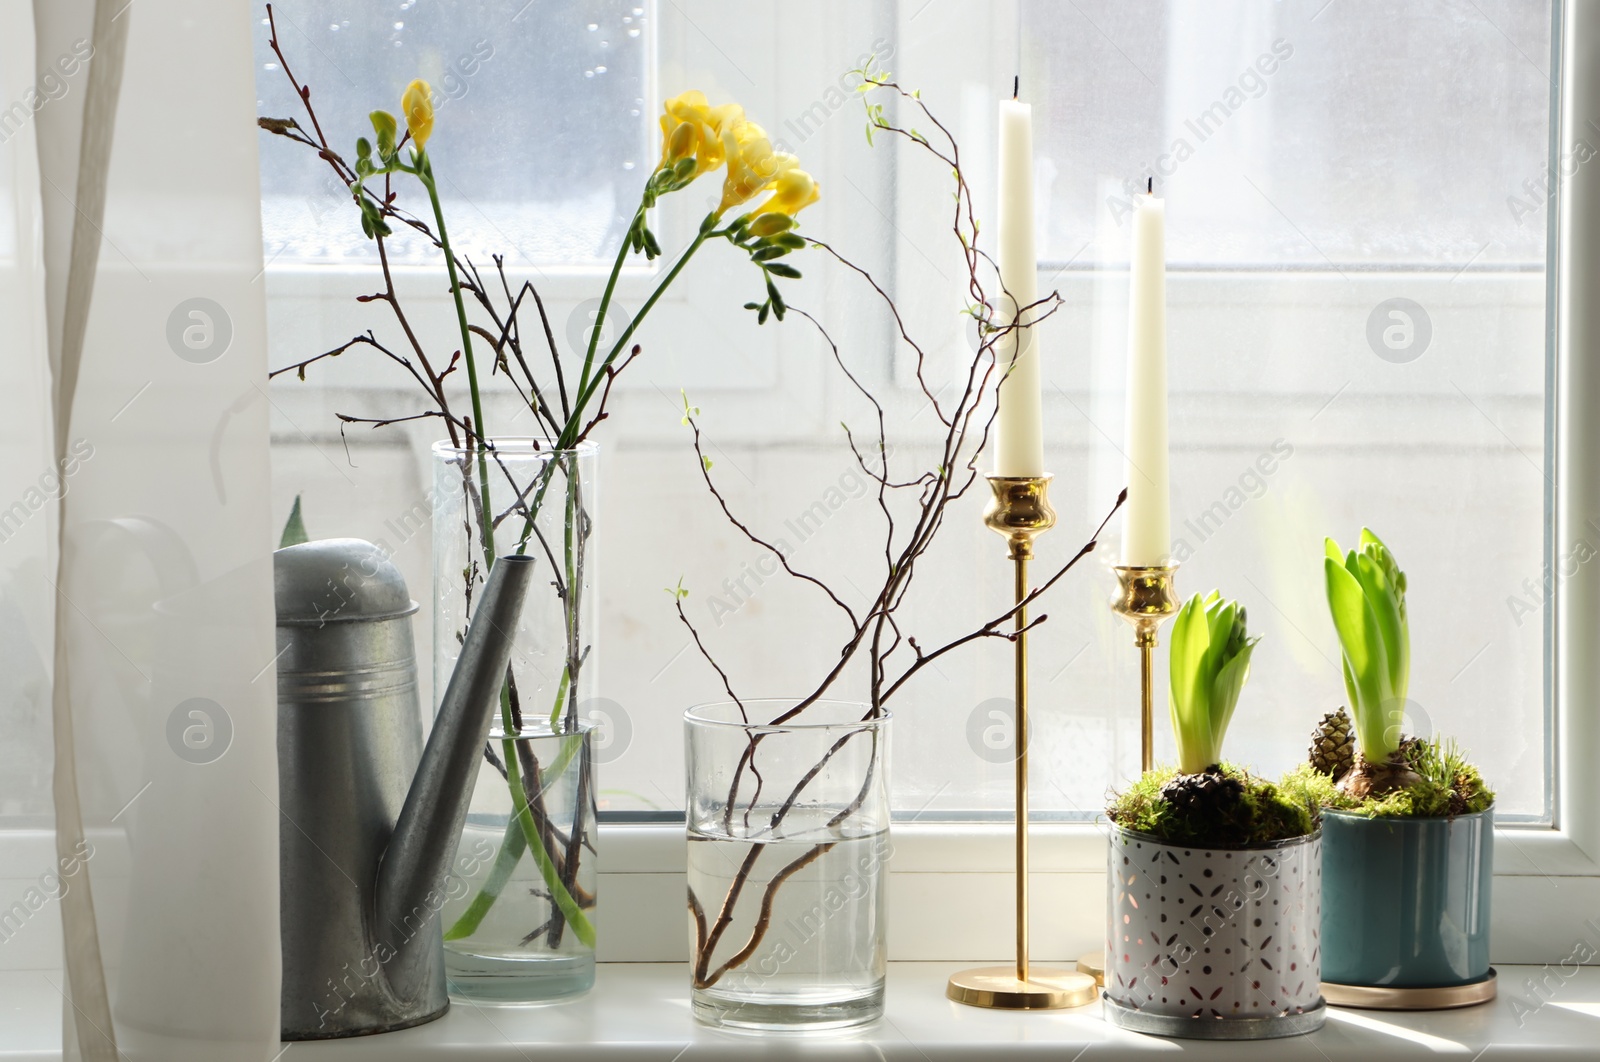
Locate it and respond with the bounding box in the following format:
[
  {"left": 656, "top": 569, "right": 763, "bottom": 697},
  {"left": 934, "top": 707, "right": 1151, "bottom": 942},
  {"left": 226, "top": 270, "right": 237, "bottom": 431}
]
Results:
[{"left": 262, "top": 0, "right": 1595, "bottom": 966}]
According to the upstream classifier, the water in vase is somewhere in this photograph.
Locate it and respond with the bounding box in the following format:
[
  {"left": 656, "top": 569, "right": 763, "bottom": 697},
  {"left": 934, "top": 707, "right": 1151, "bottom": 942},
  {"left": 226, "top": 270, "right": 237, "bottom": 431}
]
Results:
[{"left": 687, "top": 809, "right": 888, "bottom": 1030}]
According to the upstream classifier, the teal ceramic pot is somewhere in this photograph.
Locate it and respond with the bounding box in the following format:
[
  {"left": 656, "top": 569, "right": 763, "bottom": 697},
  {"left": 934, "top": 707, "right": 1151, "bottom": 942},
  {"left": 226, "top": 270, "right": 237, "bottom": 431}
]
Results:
[{"left": 1320, "top": 808, "right": 1493, "bottom": 987}]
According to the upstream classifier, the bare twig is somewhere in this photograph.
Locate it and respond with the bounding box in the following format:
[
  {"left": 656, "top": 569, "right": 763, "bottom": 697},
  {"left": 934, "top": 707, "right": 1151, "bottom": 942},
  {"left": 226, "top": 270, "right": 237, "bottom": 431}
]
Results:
[{"left": 679, "top": 79, "right": 1122, "bottom": 992}]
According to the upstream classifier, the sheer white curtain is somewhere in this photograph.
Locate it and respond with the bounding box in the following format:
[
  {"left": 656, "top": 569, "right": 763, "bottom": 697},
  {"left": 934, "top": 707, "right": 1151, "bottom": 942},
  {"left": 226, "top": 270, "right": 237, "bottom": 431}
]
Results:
[{"left": 7, "top": 0, "right": 280, "bottom": 1058}]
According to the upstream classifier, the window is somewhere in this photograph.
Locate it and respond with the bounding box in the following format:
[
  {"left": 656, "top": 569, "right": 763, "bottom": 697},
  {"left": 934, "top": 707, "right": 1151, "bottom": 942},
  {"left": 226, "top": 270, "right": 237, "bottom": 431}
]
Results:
[
  {"left": 255, "top": 0, "right": 653, "bottom": 267},
  {"left": 256, "top": 0, "right": 1554, "bottom": 827}
]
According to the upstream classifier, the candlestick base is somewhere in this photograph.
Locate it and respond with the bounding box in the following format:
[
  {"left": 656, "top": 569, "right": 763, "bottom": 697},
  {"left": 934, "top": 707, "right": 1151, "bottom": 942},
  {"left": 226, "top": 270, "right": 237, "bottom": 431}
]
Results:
[
  {"left": 1075, "top": 949, "right": 1106, "bottom": 987},
  {"left": 1111, "top": 565, "right": 1179, "bottom": 774},
  {"left": 946, "top": 966, "right": 1097, "bottom": 1010}
]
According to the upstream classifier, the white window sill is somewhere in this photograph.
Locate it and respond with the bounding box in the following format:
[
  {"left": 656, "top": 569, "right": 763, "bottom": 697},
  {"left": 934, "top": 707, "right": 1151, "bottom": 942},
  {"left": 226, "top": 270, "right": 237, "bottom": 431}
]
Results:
[{"left": 0, "top": 963, "right": 1590, "bottom": 1059}]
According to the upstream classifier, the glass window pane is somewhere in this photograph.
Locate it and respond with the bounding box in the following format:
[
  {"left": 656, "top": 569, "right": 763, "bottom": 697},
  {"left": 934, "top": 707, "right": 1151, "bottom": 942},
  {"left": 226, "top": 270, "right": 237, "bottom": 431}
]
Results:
[
  {"left": 255, "top": 0, "right": 652, "bottom": 266},
  {"left": 1005, "top": 0, "right": 1552, "bottom": 821},
  {"left": 255, "top": 0, "right": 1555, "bottom": 825}
]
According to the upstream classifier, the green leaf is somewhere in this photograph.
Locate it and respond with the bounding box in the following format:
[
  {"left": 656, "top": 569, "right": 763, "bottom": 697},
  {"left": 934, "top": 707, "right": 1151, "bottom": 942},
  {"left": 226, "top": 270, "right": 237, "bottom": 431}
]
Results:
[
  {"left": 757, "top": 302, "right": 770, "bottom": 325},
  {"left": 751, "top": 245, "right": 788, "bottom": 262},
  {"left": 1324, "top": 556, "right": 1396, "bottom": 760},
  {"left": 1353, "top": 550, "right": 1406, "bottom": 697},
  {"left": 279, "top": 495, "right": 309, "bottom": 548},
  {"left": 1208, "top": 640, "right": 1255, "bottom": 758},
  {"left": 1201, "top": 597, "right": 1236, "bottom": 688},
  {"left": 1168, "top": 593, "right": 1214, "bottom": 772},
  {"left": 1340, "top": 656, "right": 1362, "bottom": 719},
  {"left": 765, "top": 262, "right": 801, "bottom": 279}
]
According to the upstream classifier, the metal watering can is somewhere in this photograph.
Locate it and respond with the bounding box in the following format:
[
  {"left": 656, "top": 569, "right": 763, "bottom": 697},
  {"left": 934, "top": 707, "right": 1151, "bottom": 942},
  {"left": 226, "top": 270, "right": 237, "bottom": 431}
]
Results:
[{"left": 273, "top": 538, "right": 533, "bottom": 1039}]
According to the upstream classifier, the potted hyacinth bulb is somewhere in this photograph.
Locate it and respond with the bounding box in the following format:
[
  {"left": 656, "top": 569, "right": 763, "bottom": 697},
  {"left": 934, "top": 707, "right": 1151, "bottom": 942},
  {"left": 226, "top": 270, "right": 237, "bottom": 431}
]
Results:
[
  {"left": 1302, "top": 529, "right": 1496, "bottom": 999},
  {"left": 1103, "top": 592, "right": 1326, "bottom": 1041}
]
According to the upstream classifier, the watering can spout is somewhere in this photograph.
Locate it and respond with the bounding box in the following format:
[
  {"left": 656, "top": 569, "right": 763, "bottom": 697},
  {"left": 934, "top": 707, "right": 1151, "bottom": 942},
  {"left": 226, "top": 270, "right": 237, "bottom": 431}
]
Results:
[{"left": 376, "top": 553, "right": 534, "bottom": 992}]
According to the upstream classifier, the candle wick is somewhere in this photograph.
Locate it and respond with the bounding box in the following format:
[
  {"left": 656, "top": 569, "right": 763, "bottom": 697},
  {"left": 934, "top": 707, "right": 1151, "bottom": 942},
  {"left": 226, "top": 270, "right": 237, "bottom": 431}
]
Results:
[
  {"left": 1147, "top": 176, "right": 1153, "bottom": 195},
  {"left": 1012, "top": 75, "right": 1019, "bottom": 100}
]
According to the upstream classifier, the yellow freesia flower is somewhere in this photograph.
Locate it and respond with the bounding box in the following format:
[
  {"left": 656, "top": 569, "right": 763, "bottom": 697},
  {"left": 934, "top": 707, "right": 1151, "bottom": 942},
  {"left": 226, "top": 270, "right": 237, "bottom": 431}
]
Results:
[
  {"left": 658, "top": 90, "right": 743, "bottom": 178},
  {"left": 752, "top": 166, "right": 821, "bottom": 220},
  {"left": 717, "top": 120, "right": 790, "bottom": 217},
  {"left": 402, "top": 79, "right": 434, "bottom": 152}
]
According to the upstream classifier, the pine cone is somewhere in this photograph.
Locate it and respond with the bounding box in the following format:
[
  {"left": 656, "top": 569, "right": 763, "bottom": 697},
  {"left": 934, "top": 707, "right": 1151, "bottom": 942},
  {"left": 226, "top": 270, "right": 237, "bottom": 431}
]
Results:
[
  {"left": 1310, "top": 708, "right": 1356, "bottom": 781},
  {"left": 1159, "top": 766, "right": 1244, "bottom": 821}
]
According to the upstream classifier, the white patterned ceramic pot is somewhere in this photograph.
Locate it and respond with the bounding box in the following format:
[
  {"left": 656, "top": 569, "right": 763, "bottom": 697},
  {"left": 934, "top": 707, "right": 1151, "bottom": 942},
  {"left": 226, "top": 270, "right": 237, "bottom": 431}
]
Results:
[{"left": 1103, "top": 827, "right": 1326, "bottom": 1039}]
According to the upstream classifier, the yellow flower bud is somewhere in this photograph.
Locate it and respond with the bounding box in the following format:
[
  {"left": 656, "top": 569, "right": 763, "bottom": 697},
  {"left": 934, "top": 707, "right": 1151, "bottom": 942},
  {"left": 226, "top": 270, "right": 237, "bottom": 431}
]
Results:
[
  {"left": 747, "top": 213, "right": 794, "bottom": 238},
  {"left": 370, "top": 110, "right": 398, "bottom": 157},
  {"left": 752, "top": 166, "right": 821, "bottom": 220},
  {"left": 402, "top": 79, "right": 434, "bottom": 152}
]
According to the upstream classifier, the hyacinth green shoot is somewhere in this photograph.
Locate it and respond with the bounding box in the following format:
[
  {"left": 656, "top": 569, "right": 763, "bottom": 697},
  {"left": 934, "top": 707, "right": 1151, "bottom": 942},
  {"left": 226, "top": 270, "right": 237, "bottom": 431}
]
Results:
[
  {"left": 1168, "top": 591, "right": 1261, "bottom": 776},
  {"left": 1324, "top": 528, "right": 1409, "bottom": 763}
]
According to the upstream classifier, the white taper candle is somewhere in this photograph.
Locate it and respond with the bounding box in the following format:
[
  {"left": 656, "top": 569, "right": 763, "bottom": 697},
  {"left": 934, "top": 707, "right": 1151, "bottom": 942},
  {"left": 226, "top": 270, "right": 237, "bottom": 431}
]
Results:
[
  {"left": 994, "top": 96, "right": 1045, "bottom": 479},
  {"left": 1121, "top": 191, "right": 1170, "bottom": 567}
]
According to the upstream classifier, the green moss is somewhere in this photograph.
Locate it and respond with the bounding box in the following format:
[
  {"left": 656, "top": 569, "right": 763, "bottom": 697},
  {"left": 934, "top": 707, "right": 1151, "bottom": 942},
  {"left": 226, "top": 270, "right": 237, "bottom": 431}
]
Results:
[
  {"left": 1297, "top": 736, "right": 1495, "bottom": 819},
  {"left": 1107, "top": 762, "right": 1316, "bottom": 847},
  {"left": 1279, "top": 761, "right": 1342, "bottom": 811}
]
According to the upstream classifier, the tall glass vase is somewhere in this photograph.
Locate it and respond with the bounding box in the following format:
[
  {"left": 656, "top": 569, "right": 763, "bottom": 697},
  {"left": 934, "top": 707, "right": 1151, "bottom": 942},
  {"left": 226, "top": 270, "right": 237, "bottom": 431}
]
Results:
[
  {"left": 684, "top": 700, "right": 891, "bottom": 1030},
  {"left": 432, "top": 439, "right": 599, "bottom": 1001}
]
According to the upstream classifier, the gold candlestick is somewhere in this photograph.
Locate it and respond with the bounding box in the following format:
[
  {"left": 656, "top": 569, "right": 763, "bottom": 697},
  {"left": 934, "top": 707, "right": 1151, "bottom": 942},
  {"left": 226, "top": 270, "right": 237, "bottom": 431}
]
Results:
[
  {"left": 947, "top": 475, "right": 1096, "bottom": 1011},
  {"left": 1077, "top": 564, "right": 1181, "bottom": 990},
  {"left": 1111, "top": 564, "right": 1179, "bottom": 773}
]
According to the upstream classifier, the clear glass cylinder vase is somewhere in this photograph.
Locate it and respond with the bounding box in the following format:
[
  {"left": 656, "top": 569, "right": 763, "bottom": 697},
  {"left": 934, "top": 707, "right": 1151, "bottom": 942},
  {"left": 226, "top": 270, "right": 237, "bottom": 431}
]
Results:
[
  {"left": 432, "top": 439, "right": 599, "bottom": 1001},
  {"left": 684, "top": 700, "right": 891, "bottom": 1030},
  {"left": 442, "top": 724, "right": 597, "bottom": 1001}
]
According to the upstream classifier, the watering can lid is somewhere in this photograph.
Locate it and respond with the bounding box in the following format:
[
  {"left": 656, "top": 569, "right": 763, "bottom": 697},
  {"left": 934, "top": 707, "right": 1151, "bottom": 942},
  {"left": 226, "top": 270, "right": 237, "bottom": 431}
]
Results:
[{"left": 274, "top": 538, "right": 419, "bottom": 626}]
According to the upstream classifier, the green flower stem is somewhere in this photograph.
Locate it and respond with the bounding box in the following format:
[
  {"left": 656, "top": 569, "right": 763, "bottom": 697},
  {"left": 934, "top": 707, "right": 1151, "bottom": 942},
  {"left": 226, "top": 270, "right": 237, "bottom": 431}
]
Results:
[
  {"left": 499, "top": 735, "right": 595, "bottom": 948},
  {"left": 442, "top": 730, "right": 587, "bottom": 942},
  {"left": 443, "top": 815, "right": 525, "bottom": 941},
  {"left": 509, "top": 221, "right": 716, "bottom": 555},
  {"left": 573, "top": 214, "right": 637, "bottom": 405},
  {"left": 416, "top": 151, "right": 494, "bottom": 572},
  {"left": 436, "top": 188, "right": 716, "bottom": 943},
  {"left": 547, "top": 665, "right": 572, "bottom": 733},
  {"left": 568, "top": 222, "right": 715, "bottom": 420},
  {"left": 417, "top": 148, "right": 589, "bottom": 945}
]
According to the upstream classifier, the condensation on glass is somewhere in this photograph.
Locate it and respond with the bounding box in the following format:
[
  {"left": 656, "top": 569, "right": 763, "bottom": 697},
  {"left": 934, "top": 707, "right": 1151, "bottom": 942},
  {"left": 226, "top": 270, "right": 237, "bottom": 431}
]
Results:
[{"left": 254, "top": 0, "right": 651, "bottom": 266}]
